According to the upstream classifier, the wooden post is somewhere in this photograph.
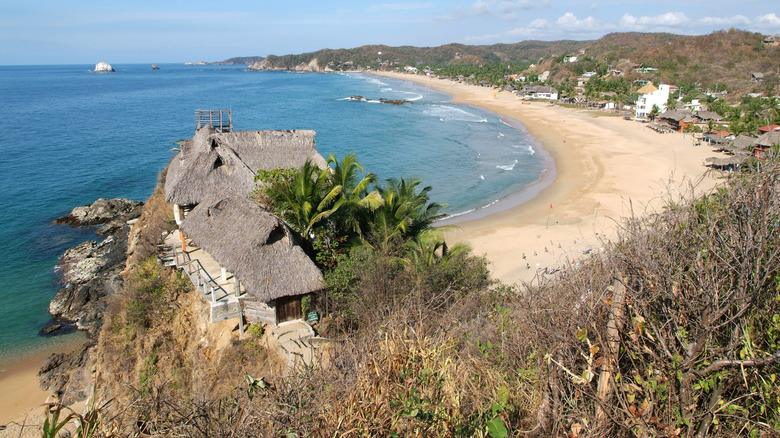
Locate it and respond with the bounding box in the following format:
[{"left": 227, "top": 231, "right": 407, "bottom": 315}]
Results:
[
  {"left": 211, "top": 285, "right": 216, "bottom": 303},
  {"left": 179, "top": 230, "right": 187, "bottom": 254},
  {"left": 234, "top": 277, "right": 240, "bottom": 298},
  {"left": 596, "top": 277, "right": 627, "bottom": 428},
  {"left": 221, "top": 267, "right": 227, "bottom": 282},
  {"left": 237, "top": 300, "right": 244, "bottom": 336}
]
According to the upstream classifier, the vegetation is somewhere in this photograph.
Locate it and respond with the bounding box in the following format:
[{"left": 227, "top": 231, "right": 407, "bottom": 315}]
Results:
[{"left": 70, "top": 148, "right": 780, "bottom": 436}]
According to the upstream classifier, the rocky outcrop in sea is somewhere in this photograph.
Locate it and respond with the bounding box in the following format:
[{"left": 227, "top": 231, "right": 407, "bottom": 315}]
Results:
[{"left": 94, "top": 62, "right": 115, "bottom": 73}]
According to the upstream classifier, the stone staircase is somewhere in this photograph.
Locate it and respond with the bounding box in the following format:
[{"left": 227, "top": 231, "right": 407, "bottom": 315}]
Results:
[{"left": 270, "top": 320, "right": 317, "bottom": 372}]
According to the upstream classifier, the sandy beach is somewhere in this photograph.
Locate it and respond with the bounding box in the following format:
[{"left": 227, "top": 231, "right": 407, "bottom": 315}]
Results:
[
  {"left": 372, "top": 71, "right": 724, "bottom": 285},
  {"left": 0, "top": 336, "right": 87, "bottom": 436}
]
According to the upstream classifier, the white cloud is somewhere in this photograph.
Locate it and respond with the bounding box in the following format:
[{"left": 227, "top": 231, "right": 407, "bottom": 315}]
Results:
[
  {"left": 755, "top": 12, "right": 780, "bottom": 27},
  {"left": 556, "top": 12, "right": 600, "bottom": 31},
  {"left": 619, "top": 11, "right": 689, "bottom": 31},
  {"left": 698, "top": 15, "right": 750, "bottom": 27},
  {"left": 438, "top": 0, "right": 548, "bottom": 22}
]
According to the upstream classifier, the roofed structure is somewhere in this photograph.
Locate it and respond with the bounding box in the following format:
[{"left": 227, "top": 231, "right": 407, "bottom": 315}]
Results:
[
  {"left": 180, "top": 197, "right": 324, "bottom": 302},
  {"left": 732, "top": 135, "right": 757, "bottom": 150},
  {"left": 756, "top": 132, "right": 780, "bottom": 149},
  {"left": 165, "top": 125, "right": 327, "bottom": 206},
  {"left": 637, "top": 83, "right": 658, "bottom": 94}
]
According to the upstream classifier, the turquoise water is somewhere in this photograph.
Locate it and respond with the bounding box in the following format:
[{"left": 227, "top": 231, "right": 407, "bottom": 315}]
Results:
[{"left": 0, "top": 64, "right": 546, "bottom": 361}]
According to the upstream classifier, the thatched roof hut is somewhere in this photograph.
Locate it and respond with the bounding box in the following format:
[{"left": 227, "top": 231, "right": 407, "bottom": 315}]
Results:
[
  {"left": 732, "top": 135, "right": 757, "bottom": 150},
  {"left": 756, "top": 132, "right": 780, "bottom": 149},
  {"left": 165, "top": 126, "right": 327, "bottom": 206},
  {"left": 180, "top": 197, "right": 324, "bottom": 302}
]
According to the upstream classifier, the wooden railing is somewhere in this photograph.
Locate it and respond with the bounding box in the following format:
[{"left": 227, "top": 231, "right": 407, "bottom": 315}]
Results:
[
  {"left": 175, "top": 249, "right": 229, "bottom": 304},
  {"left": 195, "top": 109, "right": 232, "bottom": 133}
]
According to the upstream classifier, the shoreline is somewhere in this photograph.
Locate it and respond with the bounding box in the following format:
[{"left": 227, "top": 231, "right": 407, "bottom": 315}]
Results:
[
  {"left": 370, "top": 70, "right": 723, "bottom": 285},
  {"left": 0, "top": 333, "right": 87, "bottom": 429}
]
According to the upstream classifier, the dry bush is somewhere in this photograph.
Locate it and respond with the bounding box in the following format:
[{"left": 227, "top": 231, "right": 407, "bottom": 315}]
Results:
[{"left": 518, "top": 161, "right": 780, "bottom": 437}]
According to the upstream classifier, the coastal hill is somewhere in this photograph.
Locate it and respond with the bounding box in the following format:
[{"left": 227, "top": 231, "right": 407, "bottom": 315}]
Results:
[{"left": 221, "top": 29, "right": 778, "bottom": 96}]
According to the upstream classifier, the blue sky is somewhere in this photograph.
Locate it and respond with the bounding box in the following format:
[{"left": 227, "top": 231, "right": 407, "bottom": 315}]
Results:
[{"left": 1, "top": 1, "right": 778, "bottom": 65}]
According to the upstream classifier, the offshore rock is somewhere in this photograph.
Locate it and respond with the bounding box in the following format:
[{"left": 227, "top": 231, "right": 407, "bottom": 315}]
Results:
[
  {"left": 94, "top": 62, "right": 115, "bottom": 73},
  {"left": 54, "top": 197, "right": 143, "bottom": 227},
  {"left": 150, "top": 64, "right": 160, "bottom": 70}
]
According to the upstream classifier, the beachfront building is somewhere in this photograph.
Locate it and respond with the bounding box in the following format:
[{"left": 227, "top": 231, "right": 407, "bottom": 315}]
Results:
[
  {"left": 521, "top": 85, "right": 559, "bottom": 101},
  {"left": 635, "top": 83, "right": 671, "bottom": 118},
  {"left": 164, "top": 124, "right": 327, "bottom": 326}
]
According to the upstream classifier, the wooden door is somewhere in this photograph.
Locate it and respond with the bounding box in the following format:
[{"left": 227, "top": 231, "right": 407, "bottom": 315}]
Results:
[{"left": 275, "top": 295, "right": 302, "bottom": 323}]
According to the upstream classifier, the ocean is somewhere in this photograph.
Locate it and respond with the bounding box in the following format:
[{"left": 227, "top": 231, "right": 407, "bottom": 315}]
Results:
[{"left": 0, "top": 64, "right": 547, "bottom": 363}]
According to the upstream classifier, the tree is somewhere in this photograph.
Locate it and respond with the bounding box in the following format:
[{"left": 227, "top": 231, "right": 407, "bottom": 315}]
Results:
[
  {"left": 666, "top": 93, "right": 678, "bottom": 111},
  {"left": 366, "top": 177, "right": 446, "bottom": 253},
  {"left": 325, "top": 153, "right": 381, "bottom": 238},
  {"left": 260, "top": 159, "right": 338, "bottom": 237},
  {"left": 649, "top": 104, "right": 661, "bottom": 121}
]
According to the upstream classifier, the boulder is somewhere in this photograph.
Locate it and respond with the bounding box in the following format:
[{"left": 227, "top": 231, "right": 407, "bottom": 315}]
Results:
[
  {"left": 54, "top": 197, "right": 143, "bottom": 227},
  {"left": 94, "top": 62, "right": 115, "bottom": 73},
  {"left": 150, "top": 64, "right": 160, "bottom": 70}
]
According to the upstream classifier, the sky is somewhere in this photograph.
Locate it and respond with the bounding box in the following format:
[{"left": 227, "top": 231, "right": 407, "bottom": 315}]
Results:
[{"left": 1, "top": 1, "right": 779, "bottom": 65}]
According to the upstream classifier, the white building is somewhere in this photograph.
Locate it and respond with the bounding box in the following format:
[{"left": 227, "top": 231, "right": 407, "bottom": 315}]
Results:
[
  {"left": 635, "top": 83, "right": 670, "bottom": 118},
  {"left": 522, "top": 85, "right": 559, "bottom": 101}
]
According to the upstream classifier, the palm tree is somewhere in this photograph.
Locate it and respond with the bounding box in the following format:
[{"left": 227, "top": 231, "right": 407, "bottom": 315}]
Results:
[
  {"left": 649, "top": 104, "right": 661, "bottom": 121},
  {"left": 366, "top": 177, "right": 446, "bottom": 253},
  {"left": 261, "top": 159, "right": 340, "bottom": 237},
  {"left": 325, "top": 153, "right": 382, "bottom": 237}
]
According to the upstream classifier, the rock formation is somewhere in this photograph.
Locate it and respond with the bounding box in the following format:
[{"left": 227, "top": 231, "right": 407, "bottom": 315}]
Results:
[
  {"left": 150, "top": 64, "right": 160, "bottom": 70},
  {"left": 54, "top": 197, "right": 143, "bottom": 228},
  {"left": 94, "top": 62, "right": 115, "bottom": 73},
  {"left": 40, "top": 197, "right": 142, "bottom": 401},
  {"left": 248, "top": 58, "right": 321, "bottom": 72},
  {"left": 46, "top": 198, "right": 143, "bottom": 334}
]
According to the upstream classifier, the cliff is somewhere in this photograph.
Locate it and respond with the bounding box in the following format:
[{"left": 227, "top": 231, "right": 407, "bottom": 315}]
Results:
[{"left": 247, "top": 57, "right": 322, "bottom": 72}]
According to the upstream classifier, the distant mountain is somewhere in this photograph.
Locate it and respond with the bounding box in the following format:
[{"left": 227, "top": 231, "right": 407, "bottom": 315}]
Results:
[
  {"left": 217, "top": 30, "right": 778, "bottom": 97},
  {"left": 213, "top": 56, "right": 265, "bottom": 65}
]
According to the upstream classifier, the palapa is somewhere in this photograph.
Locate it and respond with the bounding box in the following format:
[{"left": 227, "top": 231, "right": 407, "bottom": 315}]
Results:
[
  {"left": 180, "top": 197, "right": 324, "bottom": 302},
  {"left": 165, "top": 126, "right": 327, "bottom": 206}
]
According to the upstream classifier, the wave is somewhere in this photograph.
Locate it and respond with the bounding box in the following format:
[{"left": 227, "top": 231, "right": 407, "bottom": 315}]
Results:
[
  {"left": 497, "top": 132, "right": 505, "bottom": 138},
  {"left": 424, "top": 105, "right": 487, "bottom": 123},
  {"left": 397, "top": 91, "right": 424, "bottom": 101},
  {"left": 511, "top": 144, "right": 535, "bottom": 155},
  {"left": 381, "top": 87, "right": 392, "bottom": 92},
  {"left": 496, "top": 159, "right": 518, "bottom": 171},
  {"left": 339, "top": 96, "right": 383, "bottom": 104}
]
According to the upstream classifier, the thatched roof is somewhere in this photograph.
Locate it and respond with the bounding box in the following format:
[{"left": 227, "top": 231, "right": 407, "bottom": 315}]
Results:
[
  {"left": 696, "top": 111, "right": 722, "bottom": 121},
  {"left": 732, "top": 135, "right": 757, "bottom": 149},
  {"left": 637, "top": 83, "right": 658, "bottom": 94},
  {"left": 659, "top": 110, "right": 693, "bottom": 122},
  {"left": 180, "top": 197, "right": 324, "bottom": 302},
  {"left": 165, "top": 126, "right": 327, "bottom": 206},
  {"left": 757, "top": 132, "right": 780, "bottom": 148}
]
